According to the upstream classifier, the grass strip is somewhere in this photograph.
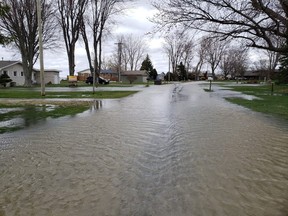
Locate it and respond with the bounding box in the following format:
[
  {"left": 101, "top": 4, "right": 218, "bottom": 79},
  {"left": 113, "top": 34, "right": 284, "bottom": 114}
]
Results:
[{"left": 0, "top": 90, "right": 137, "bottom": 99}]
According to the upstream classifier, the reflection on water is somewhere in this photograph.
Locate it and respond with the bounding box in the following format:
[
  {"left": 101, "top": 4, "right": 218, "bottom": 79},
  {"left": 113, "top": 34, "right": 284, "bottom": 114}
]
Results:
[
  {"left": 1, "top": 83, "right": 288, "bottom": 216},
  {"left": 0, "top": 101, "right": 102, "bottom": 134}
]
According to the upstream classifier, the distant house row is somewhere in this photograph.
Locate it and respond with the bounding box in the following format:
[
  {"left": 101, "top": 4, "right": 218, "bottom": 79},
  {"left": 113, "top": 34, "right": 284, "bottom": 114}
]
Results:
[
  {"left": 0, "top": 61, "right": 60, "bottom": 86},
  {"left": 77, "top": 68, "right": 148, "bottom": 83}
]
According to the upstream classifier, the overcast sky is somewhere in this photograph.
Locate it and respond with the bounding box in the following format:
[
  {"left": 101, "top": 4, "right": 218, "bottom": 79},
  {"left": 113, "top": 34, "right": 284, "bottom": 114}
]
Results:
[{"left": 0, "top": 0, "right": 168, "bottom": 78}]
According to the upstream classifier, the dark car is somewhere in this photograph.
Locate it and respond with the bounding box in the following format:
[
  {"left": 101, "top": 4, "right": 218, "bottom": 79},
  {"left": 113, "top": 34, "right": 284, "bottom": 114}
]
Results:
[{"left": 86, "top": 76, "right": 110, "bottom": 85}]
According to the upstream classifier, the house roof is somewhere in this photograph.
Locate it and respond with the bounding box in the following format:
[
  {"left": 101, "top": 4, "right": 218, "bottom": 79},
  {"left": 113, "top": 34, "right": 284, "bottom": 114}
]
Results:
[
  {"left": 1, "top": 60, "right": 60, "bottom": 73},
  {"left": 78, "top": 69, "right": 91, "bottom": 74},
  {"left": 78, "top": 68, "right": 117, "bottom": 75},
  {"left": 101, "top": 69, "right": 117, "bottom": 74},
  {"left": 0, "top": 61, "right": 21, "bottom": 70},
  {"left": 34, "top": 69, "right": 60, "bottom": 73},
  {"left": 122, "top": 70, "right": 148, "bottom": 76}
]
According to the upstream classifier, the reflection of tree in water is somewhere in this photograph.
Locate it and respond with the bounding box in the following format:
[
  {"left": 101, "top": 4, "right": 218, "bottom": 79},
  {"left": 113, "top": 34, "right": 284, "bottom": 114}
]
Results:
[
  {"left": 92, "top": 100, "right": 102, "bottom": 111},
  {"left": 22, "top": 106, "right": 47, "bottom": 127}
]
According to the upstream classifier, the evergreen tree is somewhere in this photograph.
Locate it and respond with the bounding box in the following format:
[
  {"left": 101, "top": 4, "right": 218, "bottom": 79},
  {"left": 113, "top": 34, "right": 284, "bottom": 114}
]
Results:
[
  {"left": 140, "top": 54, "right": 153, "bottom": 71},
  {"left": 0, "top": 73, "right": 12, "bottom": 87},
  {"left": 150, "top": 68, "right": 158, "bottom": 80},
  {"left": 177, "top": 62, "right": 187, "bottom": 81}
]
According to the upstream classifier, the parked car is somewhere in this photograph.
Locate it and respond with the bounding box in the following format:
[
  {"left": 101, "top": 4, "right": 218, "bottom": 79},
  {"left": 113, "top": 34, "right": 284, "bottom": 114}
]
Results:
[{"left": 86, "top": 76, "right": 110, "bottom": 85}]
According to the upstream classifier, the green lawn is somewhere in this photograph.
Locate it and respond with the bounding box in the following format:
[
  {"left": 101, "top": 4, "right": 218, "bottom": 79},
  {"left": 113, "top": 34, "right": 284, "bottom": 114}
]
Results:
[
  {"left": 0, "top": 89, "right": 138, "bottom": 99},
  {"left": 222, "top": 83, "right": 288, "bottom": 119}
]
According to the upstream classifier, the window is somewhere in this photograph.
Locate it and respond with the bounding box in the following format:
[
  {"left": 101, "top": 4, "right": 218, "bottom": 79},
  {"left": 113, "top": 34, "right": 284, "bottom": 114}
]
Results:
[
  {"left": 3, "top": 71, "right": 7, "bottom": 75},
  {"left": 14, "top": 71, "right": 17, "bottom": 76},
  {"left": 21, "top": 71, "right": 24, "bottom": 76}
]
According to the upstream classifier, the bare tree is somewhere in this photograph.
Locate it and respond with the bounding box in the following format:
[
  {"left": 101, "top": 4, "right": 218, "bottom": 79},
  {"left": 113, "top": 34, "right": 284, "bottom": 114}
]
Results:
[
  {"left": 220, "top": 46, "right": 248, "bottom": 79},
  {"left": 81, "top": 0, "right": 130, "bottom": 83},
  {"left": 117, "top": 34, "right": 147, "bottom": 71},
  {"left": 204, "top": 36, "right": 229, "bottom": 79},
  {"left": 153, "top": 0, "right": 288, "bottom": 54},
  {"left": 0, "top": 0, "right": 57, "bottom": 87},
  {"left": 252, "top": 36, "right": 283, "bottom": 80},
  {"left": 57, "top": 0, "right": 88, "bottom": 76},
  {"left": 163, "top": 30, "right": 193, "bottom": 77},
  {"left": 253, "top": 51, "right": 280, "bottom": 80},
  {"left": 193, "top": 38, "right": 207, "bottom": 80},
  {"left": 182, "top": 40, "right": 194, "bottom": 73}
]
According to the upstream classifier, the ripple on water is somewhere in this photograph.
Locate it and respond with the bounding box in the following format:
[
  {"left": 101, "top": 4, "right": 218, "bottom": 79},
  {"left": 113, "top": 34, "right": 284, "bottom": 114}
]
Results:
[{"left": 1, "top": 83, "right": 288, "bottom": 216}]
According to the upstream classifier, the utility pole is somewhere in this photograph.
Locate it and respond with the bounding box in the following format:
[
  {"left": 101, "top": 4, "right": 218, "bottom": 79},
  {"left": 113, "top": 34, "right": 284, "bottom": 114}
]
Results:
[
  {"left": 36, "top": 0, "right": 45, "bottom": 96},
  {"left": 115, "top": 42, "right": 123, "bottom": 82},
  {"left": 168, "top": 54, "right": 171, "bottom": 82}
]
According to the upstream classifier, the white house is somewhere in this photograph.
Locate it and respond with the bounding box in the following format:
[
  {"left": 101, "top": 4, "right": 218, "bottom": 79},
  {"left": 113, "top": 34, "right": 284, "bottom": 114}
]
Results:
[{"left": 0, "top": 60, "right": 60, "bottom": 86}]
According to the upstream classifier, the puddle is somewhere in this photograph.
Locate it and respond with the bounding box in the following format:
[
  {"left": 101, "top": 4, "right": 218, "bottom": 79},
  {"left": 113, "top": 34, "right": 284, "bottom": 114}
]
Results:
[
  {"left": 0, "top": 100, "right": 103, "bottom": 134},
  {"left": 209, "top": 85, "right": 261, "bottom": 100},
  {"left": 0, "top": 117, "right": 24, "bottom": 128},
  {"left": 0, "top": 107, "right": 24, "bottom": 114}
]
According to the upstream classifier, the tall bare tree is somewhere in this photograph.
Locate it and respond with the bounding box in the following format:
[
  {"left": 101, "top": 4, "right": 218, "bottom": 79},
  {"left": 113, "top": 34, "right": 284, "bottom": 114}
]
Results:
[
  {"left": 81, "top": 0, "right": 130, "bottom": 82},
  {"left": 153, "top": 0, "right": 288, "bottom": 54},
  {"left": 57, "top": 0, "right": 88, "bottom": 76},
  {"left": 193, "top": 37, "right": 207, "bottom": 80},
  {"left": 118, "top": 34, "right": 147, "bottom": 71},
  {"left": 0, "top": 0, "right": 57, "bottom": 86},
  {"left": 220, "top": 46, "right": 248, "bottom": 79},
  {"left": 204, "top": 36, "right": 229, "bottom": 79},
  {"left": 182, "top": 40, "right": 194, "bottom": 73},
  {"left": 163, "top": 30, "right": 193, "bottom": 77}
]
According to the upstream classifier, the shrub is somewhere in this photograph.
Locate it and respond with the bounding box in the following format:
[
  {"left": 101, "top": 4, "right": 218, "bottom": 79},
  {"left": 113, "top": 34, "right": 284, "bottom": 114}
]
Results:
[{"left": 0, "top": 73, "right": 12, "bottom": 87}]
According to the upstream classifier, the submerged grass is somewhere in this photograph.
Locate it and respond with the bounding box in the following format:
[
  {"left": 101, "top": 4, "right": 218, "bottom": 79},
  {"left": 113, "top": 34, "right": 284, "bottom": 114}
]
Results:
[
  {"left": 223, "top": 83, "right": 288, "bottom": 119},
  {"left": 0, "top": 103, "right": 90, "bottom": 134},
  {"left": 0, "top": 88, "right": 138, "bottom": 134}
]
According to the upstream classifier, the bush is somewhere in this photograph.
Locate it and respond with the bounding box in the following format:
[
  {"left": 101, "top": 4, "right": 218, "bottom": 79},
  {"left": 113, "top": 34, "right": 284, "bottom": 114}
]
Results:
[{"left": 0, "top": 73, "right": 12, "bottom": 87}]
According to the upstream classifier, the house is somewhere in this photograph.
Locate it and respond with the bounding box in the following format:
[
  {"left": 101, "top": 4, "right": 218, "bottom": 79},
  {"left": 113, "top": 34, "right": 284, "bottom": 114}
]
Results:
[
  {"left": 0, "top": 61, "right": 36, "bottom": 86},
  {"left": 101, "top": 69, "right": 118, "bottom": 81},
  {"left": 77, "top": 69, "right": 91, "bottom": 81},
  {"left": 234, "top": 69, "right": 279, "bottom": 81},
  {"left": 77, "top": 68, "right": 148, "bottom": 83},
  {"left": 0, "top": 60, "right": 60, "bottom": 86},
  {"left": 121, "top": 70, "right": 148, "bottom": 83},
  {"left": 77, "top": 68, "right": 118, "bottom": 81}
]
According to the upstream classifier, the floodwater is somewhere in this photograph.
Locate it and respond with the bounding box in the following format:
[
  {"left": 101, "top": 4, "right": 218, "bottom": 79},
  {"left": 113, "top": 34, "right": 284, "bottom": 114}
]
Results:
[{"left": 1, "top": 82, "right": 288, "bottom": 216}]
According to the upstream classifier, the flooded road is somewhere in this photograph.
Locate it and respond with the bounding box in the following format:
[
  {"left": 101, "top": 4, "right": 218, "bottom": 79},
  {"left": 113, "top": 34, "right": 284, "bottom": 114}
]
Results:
[{"left": 1, "top": 82, "right": 288, "bottom": 216}]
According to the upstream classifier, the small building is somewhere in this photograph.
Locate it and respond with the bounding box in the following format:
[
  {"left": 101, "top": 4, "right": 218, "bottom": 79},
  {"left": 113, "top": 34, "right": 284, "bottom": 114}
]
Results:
[
  {"left": 121, "top": 70, "right": 148, "bottom": 83},
  {"left": 34, "top": 69, "right": 60, "bottom": 85},
  {"left": 0, "top": 60, "right": 60, "bottom": 86}
]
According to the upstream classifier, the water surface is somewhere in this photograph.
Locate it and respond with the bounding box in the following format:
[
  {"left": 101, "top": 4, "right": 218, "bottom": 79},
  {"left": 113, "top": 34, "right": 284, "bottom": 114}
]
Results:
[{"left": 1, "top": 82, "right": 288, "bottom": 216}]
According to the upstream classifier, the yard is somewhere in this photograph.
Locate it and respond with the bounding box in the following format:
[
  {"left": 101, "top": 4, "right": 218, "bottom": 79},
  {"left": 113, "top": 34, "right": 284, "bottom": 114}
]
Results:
[{"left": 220, "top": 82, "right": 288, "bottom": 120}]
